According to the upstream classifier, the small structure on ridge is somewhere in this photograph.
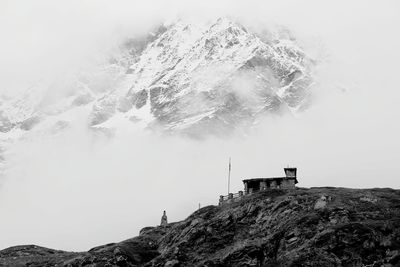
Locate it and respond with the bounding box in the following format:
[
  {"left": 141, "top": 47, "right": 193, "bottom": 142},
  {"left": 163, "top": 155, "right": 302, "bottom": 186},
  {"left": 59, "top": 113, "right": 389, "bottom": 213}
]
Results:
[
  {"left": 219, "top": 167, "right": 298, "bottom": 205},
  {"left": 243, "top": 167, "right": 298, "bottom": 194},
  {"left": 160, "top": 210, "right": 168, "bottom": 226}
]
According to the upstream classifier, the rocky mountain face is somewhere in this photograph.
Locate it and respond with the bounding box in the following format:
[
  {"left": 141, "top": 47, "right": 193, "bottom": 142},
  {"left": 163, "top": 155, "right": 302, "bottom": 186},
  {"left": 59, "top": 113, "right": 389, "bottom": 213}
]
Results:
[
  {"left": 0, "top": 17, "right": 314, "bottom": 140},
  {"left": 2, "top": 187, "right": 399, "bottom": 266}
]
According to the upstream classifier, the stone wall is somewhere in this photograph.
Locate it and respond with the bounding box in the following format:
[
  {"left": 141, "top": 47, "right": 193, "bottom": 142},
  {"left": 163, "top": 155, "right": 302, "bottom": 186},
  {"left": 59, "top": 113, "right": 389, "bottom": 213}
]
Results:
[
  {"left": 219, "top": 191, "right": 244, "bottom": 205},
  {"left": 281, "top": 179, "right": 296, "bottom": 189}
]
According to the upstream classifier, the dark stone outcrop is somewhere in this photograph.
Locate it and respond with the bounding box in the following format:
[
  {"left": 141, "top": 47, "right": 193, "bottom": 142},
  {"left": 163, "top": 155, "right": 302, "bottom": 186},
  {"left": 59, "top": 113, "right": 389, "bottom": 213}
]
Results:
[
  {"left": 131, "top": 89, "right": 148, "bottom": 109},
  {"left": 1, "top": 187, "right": 400, "bottom": 266}
]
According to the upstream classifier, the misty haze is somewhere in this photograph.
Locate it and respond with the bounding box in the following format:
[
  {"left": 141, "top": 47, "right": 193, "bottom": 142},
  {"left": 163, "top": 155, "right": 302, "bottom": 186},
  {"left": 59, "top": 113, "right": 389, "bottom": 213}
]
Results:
[{"left": 0, "top": 0, "right": 399, "bottom": 266}]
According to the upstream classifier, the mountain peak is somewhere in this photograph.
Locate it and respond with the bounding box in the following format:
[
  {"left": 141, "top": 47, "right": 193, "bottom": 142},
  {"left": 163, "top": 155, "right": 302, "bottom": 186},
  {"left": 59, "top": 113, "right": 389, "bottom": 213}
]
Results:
[{"left": 0, "top": 17, "right": 314, "bottom": 138}]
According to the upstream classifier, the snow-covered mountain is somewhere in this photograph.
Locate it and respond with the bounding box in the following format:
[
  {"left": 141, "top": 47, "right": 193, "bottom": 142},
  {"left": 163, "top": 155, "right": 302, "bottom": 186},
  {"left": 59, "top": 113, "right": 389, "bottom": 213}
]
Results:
[{"left": 0, "top": 17, "right": 314, "bottom": 141}]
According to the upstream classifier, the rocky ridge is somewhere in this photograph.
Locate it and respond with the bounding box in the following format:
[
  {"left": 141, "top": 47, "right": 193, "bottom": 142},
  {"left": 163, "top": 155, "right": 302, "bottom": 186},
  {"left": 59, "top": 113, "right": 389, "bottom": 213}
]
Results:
[{"left": 1, "top": 187, "right": 400, "bottom": 266}]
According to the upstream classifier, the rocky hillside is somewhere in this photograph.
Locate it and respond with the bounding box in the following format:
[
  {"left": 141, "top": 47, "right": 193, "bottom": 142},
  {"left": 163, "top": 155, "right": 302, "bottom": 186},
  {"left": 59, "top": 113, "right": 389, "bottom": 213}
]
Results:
[{"left": 2, "top": 187, "right": 400, "bottom": 266}]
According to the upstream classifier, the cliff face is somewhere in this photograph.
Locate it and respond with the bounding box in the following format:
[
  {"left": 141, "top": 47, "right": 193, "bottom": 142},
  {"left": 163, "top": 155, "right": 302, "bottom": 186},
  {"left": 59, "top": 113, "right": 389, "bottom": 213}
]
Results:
[{"left": 1, "top": 187, "right": 400, "bottom": 267}]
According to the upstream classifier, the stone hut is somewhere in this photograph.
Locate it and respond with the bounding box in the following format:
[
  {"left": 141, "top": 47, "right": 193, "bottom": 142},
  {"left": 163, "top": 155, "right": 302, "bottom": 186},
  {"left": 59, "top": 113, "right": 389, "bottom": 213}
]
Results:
[
  {"left": 242, "top": 167, "right": 298, "bottom": 194},
  {"left": 219, "top": 167, "right": 298, "bottom": 205}
]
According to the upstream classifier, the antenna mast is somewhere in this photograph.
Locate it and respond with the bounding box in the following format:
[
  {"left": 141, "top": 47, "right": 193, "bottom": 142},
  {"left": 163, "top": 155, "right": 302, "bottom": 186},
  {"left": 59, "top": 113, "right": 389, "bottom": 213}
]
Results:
[{"left": 228, "top": 157, "right": 231, "bottom": 195}]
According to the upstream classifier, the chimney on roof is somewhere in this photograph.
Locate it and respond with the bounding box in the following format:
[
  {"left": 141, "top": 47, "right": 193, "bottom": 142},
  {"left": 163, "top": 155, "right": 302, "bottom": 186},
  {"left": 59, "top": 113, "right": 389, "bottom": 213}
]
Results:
[{"left": 284, "top": 167, "right": 297, "bottom": 178}]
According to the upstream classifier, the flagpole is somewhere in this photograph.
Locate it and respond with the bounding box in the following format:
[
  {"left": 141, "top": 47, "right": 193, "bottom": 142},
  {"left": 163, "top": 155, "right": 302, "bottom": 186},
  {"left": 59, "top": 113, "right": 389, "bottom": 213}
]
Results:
[{"left": 228, "top": 157, "right": 231, "bottom": 195}]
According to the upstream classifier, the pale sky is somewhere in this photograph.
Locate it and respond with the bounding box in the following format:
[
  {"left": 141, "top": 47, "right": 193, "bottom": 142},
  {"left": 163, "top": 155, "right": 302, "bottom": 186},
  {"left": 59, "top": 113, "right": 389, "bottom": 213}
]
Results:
[{"left": 0, "top": 0, "right": 399, "bottom": 251}]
